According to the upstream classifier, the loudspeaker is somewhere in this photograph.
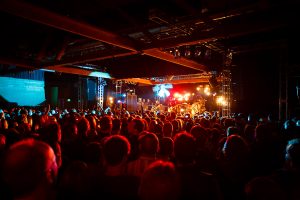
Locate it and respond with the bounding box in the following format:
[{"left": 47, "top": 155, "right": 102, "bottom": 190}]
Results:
[
  {"left": 50, "top": 86, "right": 58, "bottom": 107},
  {"left": 87, "top": 78, "right": 96, "bottom": 101},
  {"left": 126, "top": 94, "right": 137, "bottom": 112}
]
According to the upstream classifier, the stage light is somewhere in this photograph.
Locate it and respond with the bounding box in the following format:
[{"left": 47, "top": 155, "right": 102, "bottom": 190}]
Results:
[
  {"left": 158, "top": 89, "right": 165, "bottom": 97},
  {"left": 153, "top": 84, "right": 172, "bottom": 98},
  {"left": 158, "top": 86, "right": 170, "bottom": 98},
  {"left": 40, "top": 69, "right": 55, "bottom": 72},
  {"left": 216, "top": 96, "right": 223, "bottom": 104},
  {"left": 216, "top": 96, "right": 227, "bottom": 106},
  {"left": 108, "top": 96, "right": 114, "bottom": 104},
  {"left": 184, "top": 46, "right": 191, "bottom": 57},
  {"left": 194, "top": 46, "right": 202, "bottom": 57},
  {"left": 89, "top": 71, "right": 111, "bottom": 78},
  {"left": 174, "top": 48, "right": 181, "bottom": 58},
  {"left": 174, "top": 92, "right": 180, "bottom": 98},
  {"left": 204, "top": 85, "right": 211, "bottom": 96}
]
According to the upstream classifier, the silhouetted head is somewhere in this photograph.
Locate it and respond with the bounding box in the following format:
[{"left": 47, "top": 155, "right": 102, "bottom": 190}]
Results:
[
  {"left": 285, "top": 138, "right": 300, "bottom": 169},
  {"left": 174, "top": 132, "right": 196, "bottom": 164},
  {"left": 99, "top": 116, "right": 113, "bottom": 133},
  {"left": 128, "top": 119, "right": 145, "bottom": 135},
  {"left": 222, "top": 135, "right": 249, "bottom": 161},
  {"left": 103, "top": 135, "right": 131, "bottom": 166},
  {"left": 139, "top": 160, "right": 180, "bottom": 200},
  {"left": 138, "top": 132, "right": 159, "bottom": 156},
  {"left": 226, "top": 126, "right": 240, "bottom": 137},
  {"left": 3, "top": 139, "right": 58, "bottom": 198}
]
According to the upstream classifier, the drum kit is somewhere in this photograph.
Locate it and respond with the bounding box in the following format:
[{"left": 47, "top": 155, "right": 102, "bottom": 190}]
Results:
[{"left": 166, "top": 99, "right": 206, "bottom": 116}]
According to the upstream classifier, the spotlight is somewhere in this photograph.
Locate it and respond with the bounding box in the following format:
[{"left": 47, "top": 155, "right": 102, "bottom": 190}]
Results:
[
  {"left": 184, "top": 46, "right": 191, "bottom": 57},
  {"left": 194, "top": 46, "right": 202, "bottom": 57},
  {"left": 174, "top": 48, "right": 181, "bottom": 58}
]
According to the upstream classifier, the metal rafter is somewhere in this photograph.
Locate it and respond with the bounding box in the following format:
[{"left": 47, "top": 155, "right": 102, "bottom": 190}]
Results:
[{"left": 0, "top": 0, "right": 208, "bottom": 72}]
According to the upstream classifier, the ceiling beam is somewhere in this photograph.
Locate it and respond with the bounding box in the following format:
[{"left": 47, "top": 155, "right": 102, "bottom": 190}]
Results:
[
  {"left": 118, "top": 78, "right": 153, "bottom": 86},
  {"left": 56, "top": 37, "right": 71, "bottom": 61},
  {"left": 0, "top": 0, "right": 207, "bottom": 72},
  {"left": 147, "top": 22, "right": 286, "bottom": 49},
  {"left": 143, "top": 48, "right": 208, "bottom": 71},
  {"left": 47, "top": 51, "right": 139, "bottom": 67},
  {"left": 39, "top": 8, "right": 285, "bottom": 69},
  {"left": 0, "top": 0, "right": 137, "bottom": 51},
  {"left": 118, "top": 76, "right": 210, "bottom": 85},
  {"left": 46, "top": 66, "right": 111, "bottom": 78},
  {"left": 0, "top": 57, "right": 36, "bottom": 69},
  {"left": 36, "top": 33, "right": 53, "bottom": 64},
  {"left": 0, "top": 57, "right": 111, "bottom": 78},
  {"left": 159, "top": 77, "right": 209, "bottom": 85}
]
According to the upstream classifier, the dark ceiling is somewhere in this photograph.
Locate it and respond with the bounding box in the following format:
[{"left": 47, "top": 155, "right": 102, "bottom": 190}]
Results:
[{"left": 0, "top": 0, "right": 298, "bottom": 79}]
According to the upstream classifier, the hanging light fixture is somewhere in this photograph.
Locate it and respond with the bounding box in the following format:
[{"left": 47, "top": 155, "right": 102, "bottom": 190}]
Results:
[
  {"left": 174, "top": 48, "right": 181, "bottom": 58},
  {"left": 184, "top": 46, "right": 191, "bottom": 57},
  {"left": 194, "top": 46, "right": 202, "bottom": 57}
]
